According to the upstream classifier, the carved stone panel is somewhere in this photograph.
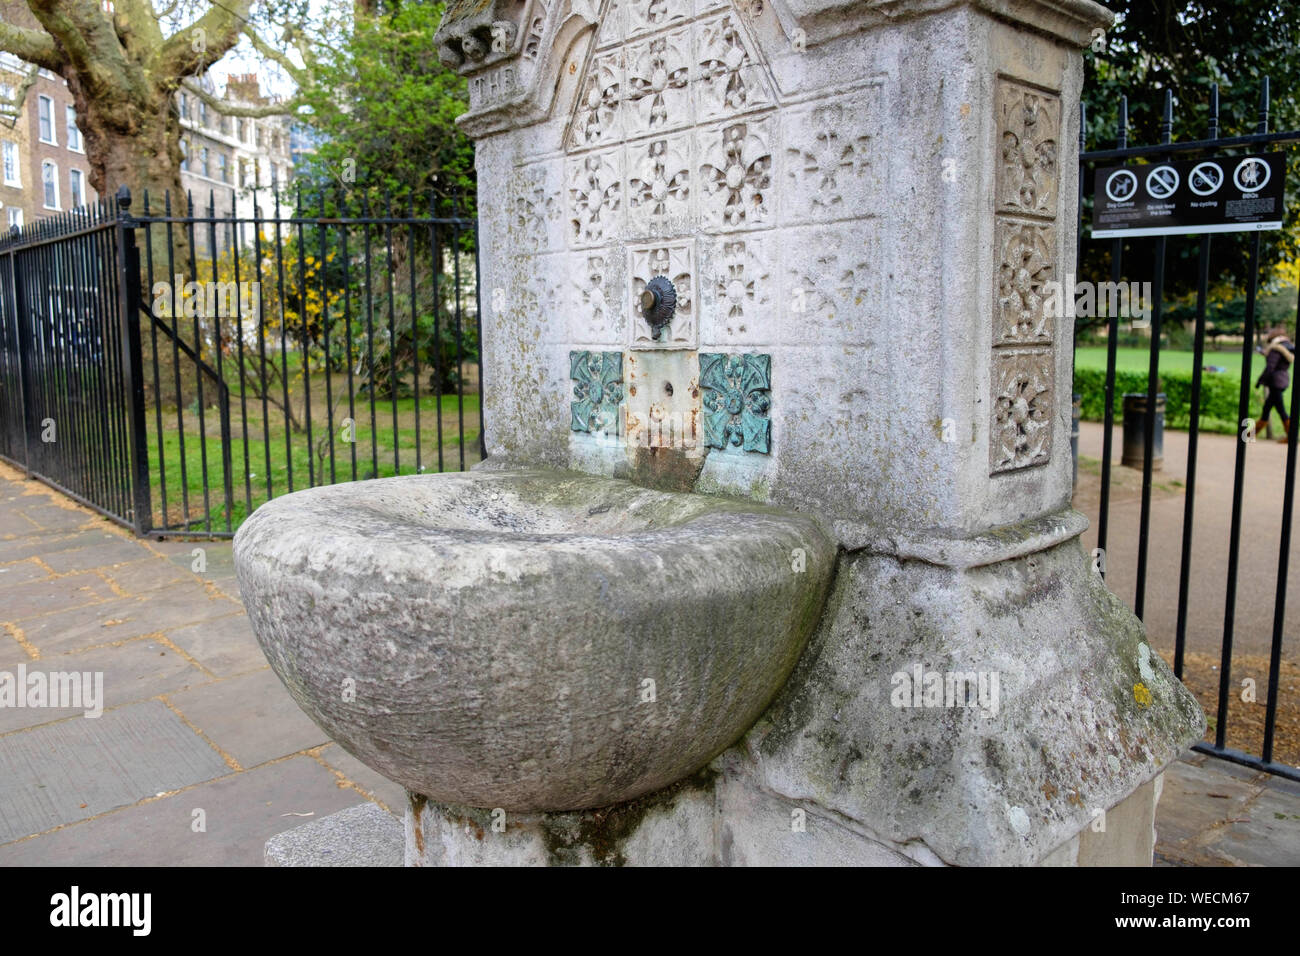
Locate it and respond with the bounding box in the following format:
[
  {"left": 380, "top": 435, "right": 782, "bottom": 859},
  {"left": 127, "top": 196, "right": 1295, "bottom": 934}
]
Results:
[
  {"left": 697, "top": 117, "right": 774, "bottom": 231},
  {"left": 694, "top": 10, "right": 772, "bottom": 122},
  {"left": 564, "top": 251, "right": 620, "bottom": 344},
  {"left": 994, "top": 218, "right": 1055, "bottom": 346},
  {"left": 625, "top": 29, "right": 693, "bottom": 135},
  {"left": 781, "top": 226, "right": 877, "bottom": 345},
  {"left": 568, "top": 51, "right": 624, "bottom": 151},
  {"left": 627, "top": 132, "right": 693, "bottom": 236},
  {"left": 989, "top": 78, "right": 1060, "bottom": 475},
  {"left": 512, "top": 162, "right": 565, "bottom": 253},
  {"left": 782, "top": 88, "right": 882, "bottom": 224},
  {"left": 629, "top": 240, "right": 696, "bottom": 349},
  {"left": 699, "top": 232, "right": 775, "bottom": 345},
  {"left": 567, "top": 148, "right": 624, "bottom": 248},
  {"left": 989, "top": 347, "right": 1052, "bottom": 473},
  {"left": 995, "top": 78, "right": 1061, "bottom": 220}
]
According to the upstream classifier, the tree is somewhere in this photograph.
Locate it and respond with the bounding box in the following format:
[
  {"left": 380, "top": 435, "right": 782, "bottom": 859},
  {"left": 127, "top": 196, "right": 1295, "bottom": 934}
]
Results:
[
  {"left": 296, "top": 0, "right": 474, "bottom": 216},
  {"left": 0, "top": 0, "right": 317, "bottom": 207}
]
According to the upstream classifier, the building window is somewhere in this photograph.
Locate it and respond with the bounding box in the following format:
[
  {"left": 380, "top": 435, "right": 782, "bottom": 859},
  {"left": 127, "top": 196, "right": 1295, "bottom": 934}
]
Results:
[
  {"left": 42, "top": 161, "right": 58, "bottom": 208},
  {"left": 38, "top": 95, "right": 55, "bottom": 144},
  {"left": 255, "top": 125, "right": 262, "bottom": 149},
  {"left": 7, "top": 206, "right": 22, "bottom": 230},
  {"left": 199, "top": 146, "right": 209, "bottom": 178},
  {"left": 65, "top": 105, "right": 82, "bottom": 152},
  {"left": 217, "top": 153, "right": 228, "bottom": 183},
  {"left": 237, "top": 118, "right": 246, "bottom": 142},
  {"left": 198, "top": 101, "right": 207, "bottom": 127},
  {"left": 2, "top": 140, "right": 19, "bottom": 186},
  {"left": 179, "top": 138, "right": 188, "bottom": 171},
  {"left": 69, "top": 168, "right": 84, "bottom": 207},
  {"left": 180, "top": 92, "right": 189, "bottom": 120}
]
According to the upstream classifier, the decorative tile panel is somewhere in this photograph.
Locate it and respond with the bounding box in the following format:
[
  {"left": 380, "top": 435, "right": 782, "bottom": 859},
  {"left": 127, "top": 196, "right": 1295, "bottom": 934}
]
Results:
[
  {"left": 512, "top": 163, "right": 564, "bottom": 253},
  {"left": 625, "top": 30, "right": 693, "bottom": 135},
  {"left": 699, "top": 352, "right": 771, "bottom": 453},
  {"left": 570, "top": 350, "right": 624, "bottom": 434},
  {"left": 569, "top": 52, "right": 624, "bottom": 151},
  {"left": 781, "top": 226, "right": 877, "bottom": 345},
  {"left": 565, "top": 252, "right": 620, "bottom": 344},
  {"left": 694, "top": 10, "right": 772, "bottom": 122}
]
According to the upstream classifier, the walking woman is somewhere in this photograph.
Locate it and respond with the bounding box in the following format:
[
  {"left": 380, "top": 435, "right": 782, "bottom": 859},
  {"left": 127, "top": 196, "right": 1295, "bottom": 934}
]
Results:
[{"left": 1257, "top": 325, "right": 1294, "bottom": 441}]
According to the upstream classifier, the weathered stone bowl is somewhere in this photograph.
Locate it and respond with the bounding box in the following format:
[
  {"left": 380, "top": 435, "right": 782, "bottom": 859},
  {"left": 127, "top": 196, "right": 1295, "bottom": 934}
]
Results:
[{"left": 233, "top": 468, "right": 835, "bottom": 811}]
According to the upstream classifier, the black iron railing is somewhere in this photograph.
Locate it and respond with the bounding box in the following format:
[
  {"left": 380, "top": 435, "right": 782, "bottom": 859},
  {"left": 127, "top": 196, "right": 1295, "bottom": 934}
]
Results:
[
  {"left": 0, "top": 185, "right": 481, "bottom": 538},
  {"left": 1078, "top": 77, "right": 1300, "bottom": 778}
]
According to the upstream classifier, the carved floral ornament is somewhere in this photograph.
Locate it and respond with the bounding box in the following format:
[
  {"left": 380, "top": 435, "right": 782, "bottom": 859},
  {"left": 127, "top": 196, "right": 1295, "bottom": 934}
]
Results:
[{"left": 990, "top": 78, "right": 1062, "bottom": 475}]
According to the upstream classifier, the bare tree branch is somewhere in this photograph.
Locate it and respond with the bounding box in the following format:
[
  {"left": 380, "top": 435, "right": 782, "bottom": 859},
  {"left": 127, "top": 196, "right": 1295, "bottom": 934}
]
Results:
[
  {"left": 180, "top": 76, "right": 300, "bottom": 117},
  {"left": 156, "top": 0, "right": 252, "bottom": 78},
  {"left": 241, "top": 22, "right": 312, "bottom": 86},
  {"left": 0, "top": 20, "right": 63, "bottom": 71}
]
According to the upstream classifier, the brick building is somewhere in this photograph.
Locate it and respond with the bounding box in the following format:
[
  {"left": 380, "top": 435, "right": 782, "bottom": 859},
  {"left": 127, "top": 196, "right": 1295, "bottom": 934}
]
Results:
[{"left": 0, "top": 51, "right": 95, "bottom": 229}]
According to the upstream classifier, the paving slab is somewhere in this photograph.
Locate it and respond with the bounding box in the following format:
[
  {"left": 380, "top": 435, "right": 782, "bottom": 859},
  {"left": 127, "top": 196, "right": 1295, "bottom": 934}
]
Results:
[
  {"left": 165, "top": 614, "right": 268, "bottom": 678},
  {"left": 101, "top": 557, "right": 194, "bottom": 595},
  {"left": 165, "top": 667, "right": 327, "bottom": 769},
  {"left": 0, "top": 756, "right": 364, "bottom": 866},
  {"left": 0, "top": 637, "right": 211, "bottom": 734},
  {"left": 14, "top": 596, "right": 170, "bottom": 656},
  {"left": 0, "top": 699, "right": 230, "bottom": 845},
  {"left": 0, "top": 560, "right": 53, "bottom": 589},
  {"left": 1208, "top": 787, "right": 1300, "bottom": 866},
  {"left": 317, "top": 743, "right": 407, "bottom": 816},
  {"left": 0, "top": 572, "right": 120, "bottom": 620},
  {"left": 40, "top": 535, "right": 153, "bottom": 573}
]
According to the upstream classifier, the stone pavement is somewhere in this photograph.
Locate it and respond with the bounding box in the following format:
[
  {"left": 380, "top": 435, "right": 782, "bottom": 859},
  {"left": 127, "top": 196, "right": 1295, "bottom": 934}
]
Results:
[
  {"left": 0, "top": 460, "right": 1297, "bottom": 866},
  {"left": 0, "top": 461, "right": 404, "bottom": 866}
]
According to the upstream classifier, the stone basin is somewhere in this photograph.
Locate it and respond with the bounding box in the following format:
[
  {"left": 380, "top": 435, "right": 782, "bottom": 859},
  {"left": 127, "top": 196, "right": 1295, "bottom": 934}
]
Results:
[{"left": 233, "top": 468, "right": 835, "bottom": 812}]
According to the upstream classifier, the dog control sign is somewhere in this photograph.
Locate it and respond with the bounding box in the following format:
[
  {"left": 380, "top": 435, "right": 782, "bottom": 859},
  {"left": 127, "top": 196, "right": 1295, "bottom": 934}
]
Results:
[{"left": 1092, "top": 152, "right": 1285, "bottom": 238}]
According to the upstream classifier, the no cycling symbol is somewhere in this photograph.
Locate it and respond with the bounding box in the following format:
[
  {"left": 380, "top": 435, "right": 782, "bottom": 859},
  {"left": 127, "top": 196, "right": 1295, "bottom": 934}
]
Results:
[
  {"left": 1145, "top": 165, "right": 1179, "bottom": 199},
  {"left": 1189, "top": 161, "right": 1223, "bottom": 196},
  {"left": 1105, "top": 168, "right": 1138, "bottom": 202}
]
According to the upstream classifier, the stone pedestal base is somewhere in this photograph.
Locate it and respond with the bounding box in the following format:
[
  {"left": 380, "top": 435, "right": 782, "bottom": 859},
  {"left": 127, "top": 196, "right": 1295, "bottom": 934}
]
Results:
[{"left": 404, "top": 766, "right": 1166, "bottom": 867}]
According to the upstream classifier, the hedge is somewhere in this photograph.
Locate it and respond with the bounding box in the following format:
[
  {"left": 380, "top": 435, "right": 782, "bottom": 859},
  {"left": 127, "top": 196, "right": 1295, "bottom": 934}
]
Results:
[{"left": 1073, "top": 365, "right": 1265, "bottom": 435}]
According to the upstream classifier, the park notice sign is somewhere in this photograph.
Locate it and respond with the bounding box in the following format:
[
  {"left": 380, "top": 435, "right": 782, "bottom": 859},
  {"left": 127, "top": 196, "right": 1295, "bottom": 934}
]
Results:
[{"left": 1091, "top": 152, "right": 1285, "bottom": 238}]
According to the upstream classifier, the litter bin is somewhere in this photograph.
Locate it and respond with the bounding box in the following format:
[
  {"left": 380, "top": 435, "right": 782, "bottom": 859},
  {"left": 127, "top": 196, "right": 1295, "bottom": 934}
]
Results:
[
  {"left": 1071, "top": 392, "right": 1081, "bottom": 487},
  {"left": 1121, "top": 392, "right": 1165, "bottom": 471}
]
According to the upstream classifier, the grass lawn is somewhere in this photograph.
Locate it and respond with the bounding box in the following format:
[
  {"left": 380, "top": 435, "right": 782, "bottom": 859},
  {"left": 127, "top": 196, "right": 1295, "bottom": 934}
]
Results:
[{"left": 145, "top": 371, "right": 480, "bottom": 533}]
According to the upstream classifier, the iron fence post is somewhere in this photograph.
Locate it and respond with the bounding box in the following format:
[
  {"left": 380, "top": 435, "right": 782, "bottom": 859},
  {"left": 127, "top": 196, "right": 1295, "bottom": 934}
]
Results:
[{"left": 114, "top": 186, "right": 152, "bottom": 534}]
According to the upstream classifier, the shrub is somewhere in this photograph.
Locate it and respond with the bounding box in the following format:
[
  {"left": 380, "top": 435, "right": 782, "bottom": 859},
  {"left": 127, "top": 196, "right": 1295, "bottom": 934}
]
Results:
[{"left": 1073, "top": 365, "right": 1261, "bottom": 435}]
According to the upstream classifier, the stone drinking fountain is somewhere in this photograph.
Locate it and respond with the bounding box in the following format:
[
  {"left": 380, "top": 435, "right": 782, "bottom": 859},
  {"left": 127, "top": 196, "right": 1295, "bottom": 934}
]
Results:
[{"left": 236, "top": 0, "right": 1203, "bottom": 866}]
